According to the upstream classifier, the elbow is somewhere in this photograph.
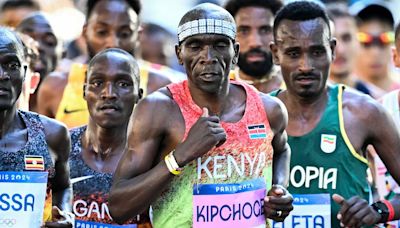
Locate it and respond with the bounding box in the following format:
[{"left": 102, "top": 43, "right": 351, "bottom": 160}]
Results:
[{"left": 109, "top": 194, "right": 128, "bottom": 224}]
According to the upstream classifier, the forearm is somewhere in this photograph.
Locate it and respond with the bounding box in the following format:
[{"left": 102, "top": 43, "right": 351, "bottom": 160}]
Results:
[
  {"left": 109, "top": 160, "right": 174, "bottom": 224},
  {"left": 272, "top": 144, "right": 291, "bottom": 187},
  {"left": 52, "top": 187, "right": 72, "bottom": 212}
]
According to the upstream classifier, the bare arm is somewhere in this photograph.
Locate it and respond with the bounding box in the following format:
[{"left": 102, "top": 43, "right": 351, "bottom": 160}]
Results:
[
  {"left": 41, "top": 116, "right": 72, "bottom": 212},
  {"left": 109, "top": 93, "right": 176, "bottom": 223},
  {"left": 37, "top": 72, "right": 67, "bottom": 118},
  {"left": 109, "top": 91, "right": 226, "bottom": 224},
  {"left": 261, "top": 94, "right": 293, "bottom": 222},
  {"left": 334, "top": 94, "right": 400, "bottom": 226},
  {"left": 263, "top": 95, "right": 290, "bottom": 187}
]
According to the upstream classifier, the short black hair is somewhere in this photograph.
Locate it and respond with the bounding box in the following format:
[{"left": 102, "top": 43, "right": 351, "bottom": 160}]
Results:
[
  {"left": 273, "top": 1, "right": 331, "bottom": 40},
  {"left": 1, "top": 0, "right": 40, "bottom": 12},
  {"left": 224, "top": 0, "right": 283, "bottom": 17},
  {"left": 356, "top": 4, "right": 394, "bottom": 29},
  {"left": 86, "top": 0, "right": 141, "bottom": 18}
]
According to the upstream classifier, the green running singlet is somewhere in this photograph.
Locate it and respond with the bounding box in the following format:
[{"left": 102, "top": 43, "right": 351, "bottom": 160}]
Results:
[{"left": 271, "top": 85, "right": 370, "bottom": 227}]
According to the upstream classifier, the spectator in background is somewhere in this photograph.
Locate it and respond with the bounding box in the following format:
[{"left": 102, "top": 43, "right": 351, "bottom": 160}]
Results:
[
  {"left": 224, "top": 0, "right": 284, "bottom": 93},
  {"left": 326, "top": 3, "right": 371, "bottom": 95},
  {"left": 16, "top": 12, "right": 64, "bottom": 112},
  {"left": 139, "top": 22, "right": 183, "bottom": 72},
  {"left": 0, "top": 0, "right": 40, "bottom": 28},
  {"left": 351, "top": 2, "right": 399, "bottom": 98}
]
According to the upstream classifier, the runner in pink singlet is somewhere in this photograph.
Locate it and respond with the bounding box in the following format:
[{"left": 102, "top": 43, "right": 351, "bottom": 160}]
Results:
[{"left": 109, "top": 3, "right": 293, "bottom": 227}]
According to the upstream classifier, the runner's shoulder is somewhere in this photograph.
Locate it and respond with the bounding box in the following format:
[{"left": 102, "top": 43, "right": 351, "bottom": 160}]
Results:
[
  {"left": 38, "top": 114, "right": 70, "bottom": 149},
  {"left": 259, "top": 92, "right": 288, "bottom": 132},
  {"left": 135, "top": 87, "right": 179, "bottom": 116},
  {"left": 342, "top": 87, "right": 387, "bottom": 121}
]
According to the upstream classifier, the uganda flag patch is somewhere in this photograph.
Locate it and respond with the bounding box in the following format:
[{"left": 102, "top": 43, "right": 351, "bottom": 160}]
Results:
[{"left": 24, "top": 155, "right": 45, "bottom": 171}]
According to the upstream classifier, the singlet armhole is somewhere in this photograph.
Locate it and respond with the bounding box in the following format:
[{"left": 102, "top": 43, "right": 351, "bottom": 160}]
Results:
[{"left": 338, "top": 85, "right": 369, "bottom": 165}]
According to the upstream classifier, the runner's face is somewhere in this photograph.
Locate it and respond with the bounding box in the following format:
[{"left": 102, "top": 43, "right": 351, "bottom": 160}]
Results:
[
  {"left": 0, "top": 33, "right": 26, "bottom": 110},
  {"left": 84, "top": 0, "right": 139, "bottom": 58},
  {"left": 271, "top": 18, "right": 335, "bottom": 98},
  {"left": 85, "top": 53, "right": 139, "bottom": 128},
  {"left": 235, "top": 7, "right": 274, "bottom": 78},
  {"left": 17, "top": 16, "right": 62, "bottom": 79},
  {"left": 177, "top": 34, "right": 239, "bottom": 93}
]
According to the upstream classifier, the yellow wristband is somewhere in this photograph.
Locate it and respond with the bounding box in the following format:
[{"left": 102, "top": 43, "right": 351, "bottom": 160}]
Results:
[{"left": 164, "top": 151, "right": 182, "bottom": 175}]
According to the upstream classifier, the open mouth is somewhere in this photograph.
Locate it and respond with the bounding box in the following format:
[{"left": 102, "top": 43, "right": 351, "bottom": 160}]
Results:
[{"left": 199, "top": 72, "right": 220, "bottom": 82}]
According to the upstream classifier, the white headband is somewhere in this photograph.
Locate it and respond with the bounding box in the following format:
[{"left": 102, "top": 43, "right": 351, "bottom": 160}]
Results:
[{"left": 177, "top": 18, "right": 236, "bottom": 42}]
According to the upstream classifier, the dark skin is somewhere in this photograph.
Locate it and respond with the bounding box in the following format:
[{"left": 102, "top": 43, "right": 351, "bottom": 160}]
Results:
[
  {"left": 36, "top": 0, "right": 171, "bottom": 118},
  {"left": 270, "top": 18, "right": 400, "bottom": 227},
  {"left": 234, "top": 6, "right": 282, "bottom": 93},
  {"left": 0, "top": 30, "right": 71, "bottom": 227},
  {"left": 81, "top": 51, "right": 141, "bottom": 173},
  {"left": 16, "top": 13, "right": 63, "bottom": 112},
  {"left": 109, "top": 10, "right": 293, "bottom": 223}
]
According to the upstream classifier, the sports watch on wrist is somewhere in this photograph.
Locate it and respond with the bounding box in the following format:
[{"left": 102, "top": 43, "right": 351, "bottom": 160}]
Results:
[{"left": 371, "top": 201, "right": 389, "bottom": 223}]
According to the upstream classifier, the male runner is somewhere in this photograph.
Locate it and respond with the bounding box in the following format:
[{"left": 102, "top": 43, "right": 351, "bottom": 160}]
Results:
[
  {"left": 16, "top": 33, "right": 40, "bottom": 111},
  {"left": 109, "top": 3, "right": 293, "bottom": 227},
  {"left": 37, "top": 0, "right": 172, "bottom": 128},
  {"left": 69, "top": 48, "right": 150, "bottom": 227},
  {"left": 224, "top": 0, "right": 283, "bottom": 93},
  {"left": 0, "top": 27, "right": 72, "bottom": 227},
  {"left": 269, "top": 1, "right": 400, "bottom": 227},
  {"left": 16, "top": 12, "right": 63, "bottom": 112}
]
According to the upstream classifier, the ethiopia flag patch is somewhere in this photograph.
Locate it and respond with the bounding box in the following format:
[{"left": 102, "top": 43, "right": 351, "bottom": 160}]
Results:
[
  {"left": 247, "top": 124, "right": 267, "bottom": 139},
  {"left": 24, "top": 155, "right": 45, "bottom": 171},
  {"left": 320, "top": 134, "right": 337, "bottom": 153}
]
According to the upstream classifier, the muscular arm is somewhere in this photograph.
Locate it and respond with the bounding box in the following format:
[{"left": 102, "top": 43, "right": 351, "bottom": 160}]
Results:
[
  {"left": 41, "top": 116, "right": 71, "bottom": 212},
  {"left": 336, "top": 92, "right": 400, "bottom": 226},
  {"left": 37, "top": 72, "right": 67, "bottom": 118},
  {"left": 110, "top": 89, "right": 225, "bottom": 223},
  {"left": 109, "top": 92, "right": 177, "bottom": 223},
  {"left": 263, "top": 94, "right": 291, "bottom": 187}
]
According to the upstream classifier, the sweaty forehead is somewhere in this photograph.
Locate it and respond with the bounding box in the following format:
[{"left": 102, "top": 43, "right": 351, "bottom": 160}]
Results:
[
  {"left": 89, "top": 52, "right": 138, "bottom": 76},
  {"left": 276, "top": 18, "right": 330, "bottom": 45}
]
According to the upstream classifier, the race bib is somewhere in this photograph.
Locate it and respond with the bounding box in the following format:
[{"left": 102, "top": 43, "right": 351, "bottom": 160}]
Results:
[
  {"left": 193, "top": 178, "right": 266, "bottom": 228},
  {"left": 271, "top": 194, "right": 331, "bottom": 228},
  {"left": 75, "top": 220, "right": 137, "bottom": 228},
  {"left": 0, "top": 171, "right": 48, "bottom": 228}
]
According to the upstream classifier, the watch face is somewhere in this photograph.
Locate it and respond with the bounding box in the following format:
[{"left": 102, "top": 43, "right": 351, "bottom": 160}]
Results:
[{"left": 372, "top": 201, "right": 389, "bottom": 223}]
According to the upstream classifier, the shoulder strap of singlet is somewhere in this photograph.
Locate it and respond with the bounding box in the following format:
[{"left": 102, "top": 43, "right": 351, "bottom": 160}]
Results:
[
  {"left": 269, "top": 89, "right": 283, "bottom": 97},
  {"left": 337, "top": 84, "right": 369, "bottom": 164},
  {"left": 19, "top": 110, "right": 47, "bottom": 142}
]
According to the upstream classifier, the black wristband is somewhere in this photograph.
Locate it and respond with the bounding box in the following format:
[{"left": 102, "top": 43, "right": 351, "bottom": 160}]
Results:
[{"left": 371, "top": 201, "right": 389, "bottom": 223}]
